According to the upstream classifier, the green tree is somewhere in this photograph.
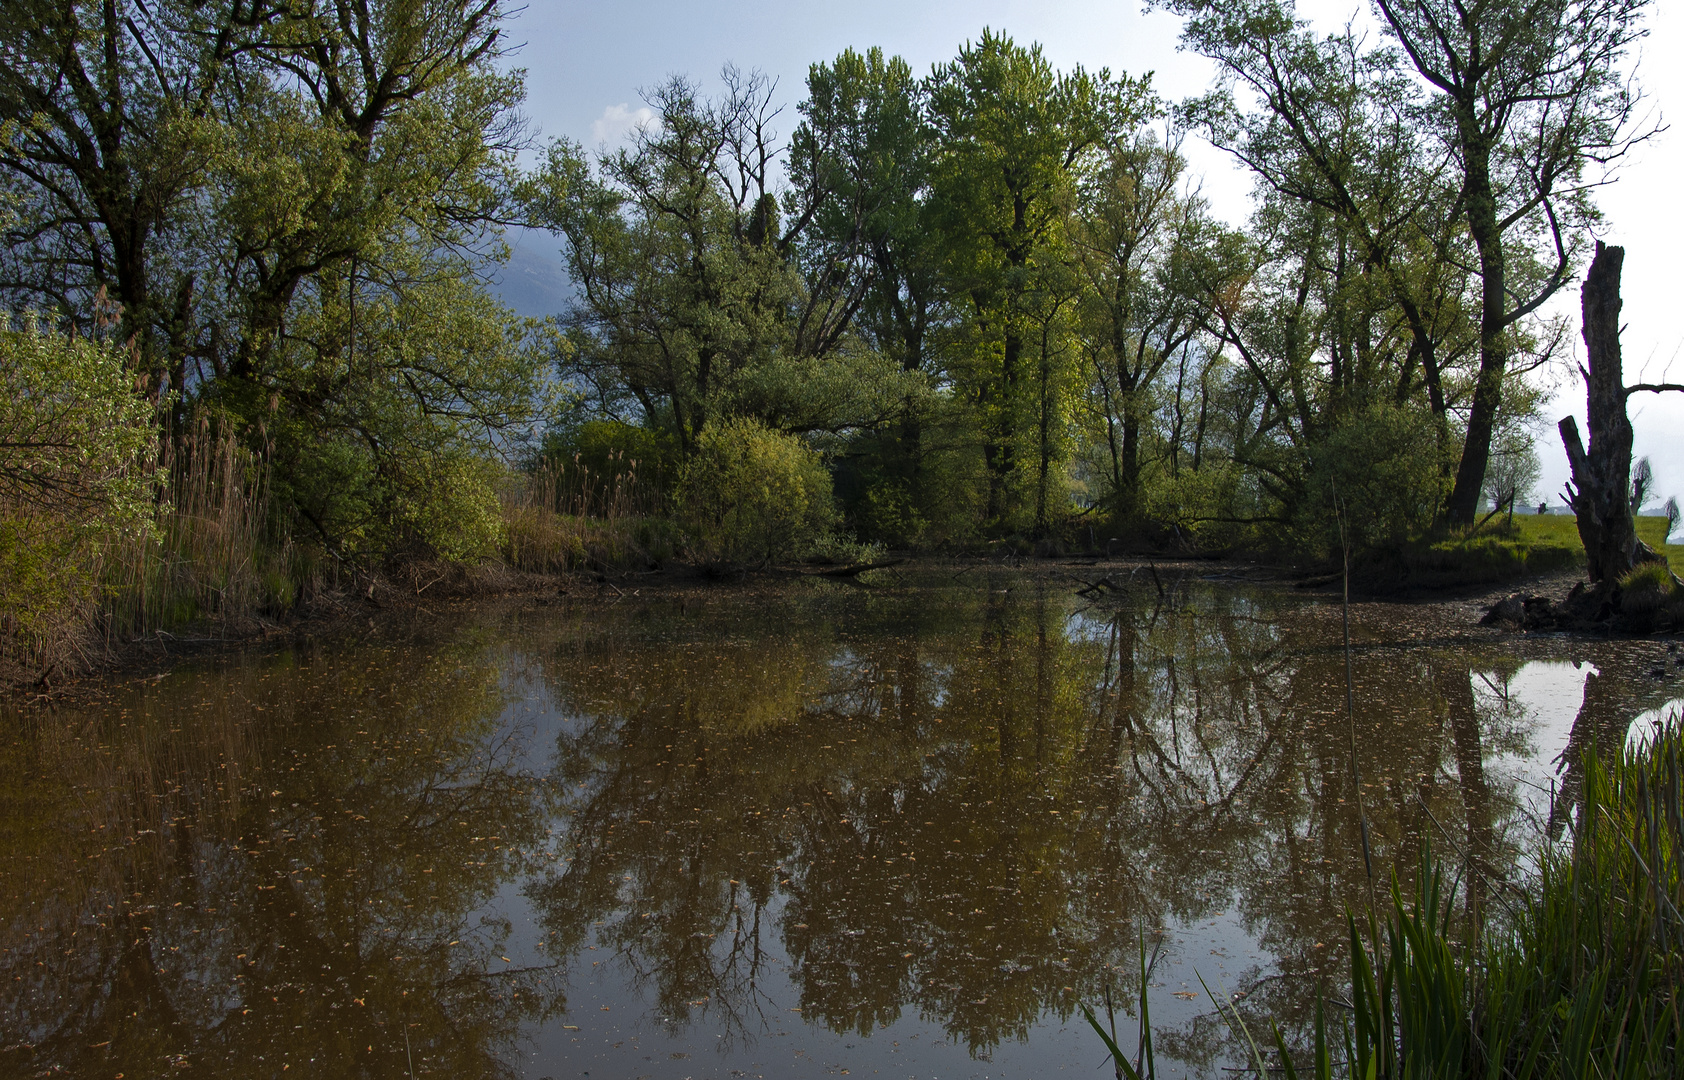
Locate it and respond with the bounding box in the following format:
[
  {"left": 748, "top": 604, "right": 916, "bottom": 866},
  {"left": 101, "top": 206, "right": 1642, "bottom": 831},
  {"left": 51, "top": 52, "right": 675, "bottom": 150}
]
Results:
[
  {"left": 528, "top": 70, "right": 915, "bottom": 452},
  {"left": 1071, "top": 126, "right": 1214, "bottom": 522},
  {"left": 925, "top": 31, "right": 1144, "bottom": 529},
  {"left": 1162, "top": 0, "right": 1630, "bottom": 545},
  {"left": 0, "top": 0, "right": 259, "bottom": 414},
  {"left": 787, "top": 49, "right": 955, "bottom": 537},
  {"left": 0, "top": 0, "right": 552, "bottom": 563},
  {"left": 1342, "top": 0, "right": 1646, "bottom": 522}
]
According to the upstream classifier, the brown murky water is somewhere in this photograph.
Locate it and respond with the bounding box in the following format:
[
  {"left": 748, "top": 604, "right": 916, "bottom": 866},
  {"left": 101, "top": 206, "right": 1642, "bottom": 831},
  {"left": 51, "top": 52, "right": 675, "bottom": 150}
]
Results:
[{"left": 2, "top": 569, "right": 1676, "bottom": 1079}]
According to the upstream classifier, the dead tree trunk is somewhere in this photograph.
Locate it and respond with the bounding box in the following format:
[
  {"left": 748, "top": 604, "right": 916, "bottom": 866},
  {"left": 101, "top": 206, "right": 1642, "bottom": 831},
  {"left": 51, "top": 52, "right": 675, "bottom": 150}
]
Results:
[{"left": 1559, "top": 242, "right": 1662, "bottom": 586}]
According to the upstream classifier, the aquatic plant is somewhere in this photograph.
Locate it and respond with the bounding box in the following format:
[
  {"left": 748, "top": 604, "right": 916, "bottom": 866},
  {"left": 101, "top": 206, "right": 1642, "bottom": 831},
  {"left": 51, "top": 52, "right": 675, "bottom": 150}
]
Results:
[{"left": 499, "top": 449, "right": 671, "bottom": 572}]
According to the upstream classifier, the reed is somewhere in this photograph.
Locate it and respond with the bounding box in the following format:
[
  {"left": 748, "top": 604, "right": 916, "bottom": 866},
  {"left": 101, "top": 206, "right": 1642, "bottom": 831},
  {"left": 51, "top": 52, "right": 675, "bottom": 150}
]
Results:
[
  {"left": 99, "top": 414, "right": 296, "bottom": 641},
  {"left": 499, "top": 451, "right": 674, "bottom": 573}
]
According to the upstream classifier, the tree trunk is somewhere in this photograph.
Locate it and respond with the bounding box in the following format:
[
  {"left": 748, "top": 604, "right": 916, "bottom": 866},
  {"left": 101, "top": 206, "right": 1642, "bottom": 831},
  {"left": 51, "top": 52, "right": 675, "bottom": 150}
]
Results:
[
  {"left": 1559, "top": 242, "right": 1661, "bottom": 585},
  {"left": 1444, "top": 128, "right": 1507, "bottom": 525}
]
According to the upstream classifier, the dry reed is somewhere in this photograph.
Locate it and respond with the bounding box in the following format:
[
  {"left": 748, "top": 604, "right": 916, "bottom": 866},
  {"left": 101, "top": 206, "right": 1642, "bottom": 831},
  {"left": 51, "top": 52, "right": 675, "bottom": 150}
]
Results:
[
  {"left": 500, "top": 451, "right": 670, "bottom": 573},
  {"left": 99, "top": 414, "right": 293, "bottom": 642}
]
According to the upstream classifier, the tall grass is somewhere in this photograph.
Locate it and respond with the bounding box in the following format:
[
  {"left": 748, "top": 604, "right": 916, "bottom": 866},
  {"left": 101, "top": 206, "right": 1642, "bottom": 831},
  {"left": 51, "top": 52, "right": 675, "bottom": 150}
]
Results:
[
  {"left": 1091, "top": 723, "right": 1684, "bottom": 1078},
  {"left": 500, "top": 451, "right": 674, "bottom": 573},
  {"left": 100, "top": 414, "right": 296, "bottom": 640}
]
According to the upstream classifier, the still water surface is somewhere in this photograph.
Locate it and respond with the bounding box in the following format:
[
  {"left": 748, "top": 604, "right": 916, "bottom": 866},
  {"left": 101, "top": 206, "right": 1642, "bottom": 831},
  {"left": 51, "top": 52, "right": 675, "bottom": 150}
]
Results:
[{"left": 2, "top": 571, "right": 1677, "bottom": 1079}]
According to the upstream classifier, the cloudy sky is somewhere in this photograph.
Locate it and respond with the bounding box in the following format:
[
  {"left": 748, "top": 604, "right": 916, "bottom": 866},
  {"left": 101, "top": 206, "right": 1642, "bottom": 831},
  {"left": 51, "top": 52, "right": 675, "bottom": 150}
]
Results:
[{"left": 500, "top": 0, "right": 1684, "bottom": 509}]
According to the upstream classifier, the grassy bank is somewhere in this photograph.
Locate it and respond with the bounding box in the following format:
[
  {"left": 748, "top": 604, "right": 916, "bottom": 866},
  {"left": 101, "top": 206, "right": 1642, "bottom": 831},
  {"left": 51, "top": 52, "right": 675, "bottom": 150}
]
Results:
[
  {"left": 1364, "top": 512, "right": 1680, "bottom": 591},
  {"left": 1090, "top": 723, "right": 1683, "bottom": 1079}
]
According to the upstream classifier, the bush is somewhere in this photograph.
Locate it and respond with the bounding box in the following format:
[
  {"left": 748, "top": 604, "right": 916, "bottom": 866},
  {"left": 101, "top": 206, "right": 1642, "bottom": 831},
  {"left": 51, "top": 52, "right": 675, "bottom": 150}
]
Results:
[
  {"left": 674, "top": 418, "right": 837, "bottom": 565},
  {"left": 1298, "top": 402, "right": 1454, "bottom": 558},
  {"left": 832, "top": 404, "right": 990, "bottom": 551},
  {"left": 0, "top": 317, "right": 159, "bottom": 669},
  {"left": 391, "top": 452, "right": 505, "bottom": 563}
]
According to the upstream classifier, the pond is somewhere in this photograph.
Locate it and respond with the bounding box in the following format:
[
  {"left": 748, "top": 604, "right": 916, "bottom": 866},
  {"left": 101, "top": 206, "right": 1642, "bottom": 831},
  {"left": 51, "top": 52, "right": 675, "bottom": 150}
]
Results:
[{"left": 2, "top": 568, "right": 1677, "bottom": 1079}]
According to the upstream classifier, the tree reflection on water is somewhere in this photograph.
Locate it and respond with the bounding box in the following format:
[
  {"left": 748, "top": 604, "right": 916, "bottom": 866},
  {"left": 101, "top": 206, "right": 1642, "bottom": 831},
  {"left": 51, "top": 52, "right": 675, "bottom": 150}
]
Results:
[
  {"left": 2, "top": 573, "right": 1674, "bottom": 1076},
  {"left": 0, "top": 638, "right": 556, "bottom": 1078}
]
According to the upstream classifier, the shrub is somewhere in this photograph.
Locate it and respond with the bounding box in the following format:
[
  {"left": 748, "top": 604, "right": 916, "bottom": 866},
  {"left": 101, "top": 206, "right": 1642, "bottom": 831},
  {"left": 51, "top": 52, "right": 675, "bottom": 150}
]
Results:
[
  {"left": 1298, "top": 402, "right": 1454, "bottom": 558},
  {"left": 0, "top": 317, "right": 159, "bottom": 670},
  {"left": 391, "top": 452, "right": 505, "bottom": 563},
  {"left": 674, "top": 418, "right": 837, "bottom": 565}
]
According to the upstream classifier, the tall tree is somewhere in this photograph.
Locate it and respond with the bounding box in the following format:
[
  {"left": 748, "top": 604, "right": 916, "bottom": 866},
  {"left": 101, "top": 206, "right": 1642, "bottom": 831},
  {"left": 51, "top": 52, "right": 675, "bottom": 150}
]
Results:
[
  {"left": 0, "top": 0, "right": 279, "bottom": 412},
  {"left": 786, "top": 48, "right": 947, "bottom": 526},
  {"left": 529, "top": 69, "right": 916, "bottom": 451},
  {"left": 925, "top": 30, "right": 1149, "bottom": 528},
  {"left": 1169, "top": 2, "right": 1481, "bottom": 436},
  {"left": 1, "top": 0, "right": 557, "bottom": 560},
  {"left": 1369, "top": 0, "right": 1653, "bottom": 523},
  {"left": 1072, "top": 127, "right": 1212, "bottom": 520}
]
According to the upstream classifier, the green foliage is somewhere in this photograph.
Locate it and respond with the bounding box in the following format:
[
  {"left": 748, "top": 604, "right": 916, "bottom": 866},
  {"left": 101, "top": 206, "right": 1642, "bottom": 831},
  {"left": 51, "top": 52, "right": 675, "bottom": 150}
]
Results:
[
  {"left": 1140, "top": 459, "right": 1247, "bottom": 551},
  {"left": 0, "top": 4, "right": 1637, "bottom": 577},
  {"left": 833, "top": 401, "right": 991, "bottom": 550},
  {"left": 0, "top": 318, "right": 160, "bottom": 533},
  {"left": 1, "top": 0, "right": 539, "bottom": 570},
  {"left": 258, "top": 267, "right": 552, "bottom": 563},
  {"left": 0, "top": 318, "right": 160, "bottom": 661},
  {"left": 674, "top": 418, "right": 837, "bottom": 565},
  {"left": 1301, "top": 403, "right": 1454, "bottom": 559}
]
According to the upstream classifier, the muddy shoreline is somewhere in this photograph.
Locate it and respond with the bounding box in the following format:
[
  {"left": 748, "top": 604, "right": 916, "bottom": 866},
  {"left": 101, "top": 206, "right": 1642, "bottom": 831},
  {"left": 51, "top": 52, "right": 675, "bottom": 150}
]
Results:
[{"left": 4, "top": 554, "right": 1632, "bottom": 706}]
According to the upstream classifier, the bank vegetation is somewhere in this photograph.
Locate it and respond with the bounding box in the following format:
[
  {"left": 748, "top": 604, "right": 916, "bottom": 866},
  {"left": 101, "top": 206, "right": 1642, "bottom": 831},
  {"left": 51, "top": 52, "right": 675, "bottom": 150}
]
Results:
[{"left": 0, "top": 0, "right": 1662, "bottom": 681}]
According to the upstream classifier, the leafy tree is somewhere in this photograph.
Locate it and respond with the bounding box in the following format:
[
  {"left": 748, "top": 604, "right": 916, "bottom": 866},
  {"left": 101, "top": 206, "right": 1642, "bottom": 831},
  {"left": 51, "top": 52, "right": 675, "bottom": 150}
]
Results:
[
  {"left": 924, "top": 31, "right": 1146, "bottom": 529},
  {"left": 0, "top": 0, "right": 262, "bottom": 413},
  {"left": 1072, "top": 126, "right": 1214, "bottom": 521},
  {"left": 788, "top": 49, "right": 954, "bottom": 533},
  {"left": 0, "top": 0, "right": 549, "bottom": 563},
  {"left": 528, "top": 70, "right": 917, "bottom": 451},
  {"left": 1169, "top": 2, "right": 1482, "bottom": 438},
  {"left": 1368, "top": 0, "right": 1652, "bottom": 522}
]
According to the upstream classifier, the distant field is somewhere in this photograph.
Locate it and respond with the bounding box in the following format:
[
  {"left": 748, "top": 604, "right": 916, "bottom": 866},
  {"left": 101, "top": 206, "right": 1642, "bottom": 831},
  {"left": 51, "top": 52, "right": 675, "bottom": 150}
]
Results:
[
  {"left": 1391, "top": 512, "right": 1683, "bottom": 589},
  {"left": 1500, "top": 513, "right": 1683, "bottom": 571}
]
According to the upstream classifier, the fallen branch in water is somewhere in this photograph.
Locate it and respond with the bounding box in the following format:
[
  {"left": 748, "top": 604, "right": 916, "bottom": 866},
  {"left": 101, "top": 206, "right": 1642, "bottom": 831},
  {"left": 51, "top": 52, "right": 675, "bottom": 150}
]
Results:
[{"left": 811, "top": 559, "right": 905, "bottom": 578}]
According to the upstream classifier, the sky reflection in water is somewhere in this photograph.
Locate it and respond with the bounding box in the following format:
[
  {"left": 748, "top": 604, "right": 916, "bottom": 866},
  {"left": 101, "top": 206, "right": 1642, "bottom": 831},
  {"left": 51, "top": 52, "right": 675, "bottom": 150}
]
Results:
[{"left": 2, "top": 572, "right": 1677, "bottom": 1079}]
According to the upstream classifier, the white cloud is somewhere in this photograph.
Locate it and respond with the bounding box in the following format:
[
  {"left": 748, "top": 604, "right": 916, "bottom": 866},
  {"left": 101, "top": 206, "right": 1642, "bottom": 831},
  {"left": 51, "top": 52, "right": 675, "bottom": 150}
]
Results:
[{"left": 591, "top": 103, "right": 660, "bottom": 147}]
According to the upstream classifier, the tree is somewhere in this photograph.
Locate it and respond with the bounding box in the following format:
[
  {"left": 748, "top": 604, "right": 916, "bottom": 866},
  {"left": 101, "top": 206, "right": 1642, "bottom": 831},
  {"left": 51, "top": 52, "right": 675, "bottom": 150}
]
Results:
[
  {"left": 1072, "top": 126, "right": 1212, "bottom": 521},
  {"left": 787, "top": 49, "right": 951, "bottom": 533},
  {"left": 0, "top": 0, "right": 273, "bottom": 413},
  {"left": 1, "top": 313, "right": 160, "bottom": 662},
  {"left": 528, "top": 70, "right": 916, "bottom": 452},
  {"left": 925, "top": 30, "right": 1150, "bottom": 529},
  {"left": 1168, "top": 1, "right": 1483, "bottom": 441},
  {"left": 1482, "top": 426, "right": 1541, "bottom": 522},
  {"left": 1369, "top": 0, "right": 1654, "bottom": 523},
  {"left": 0, "top": 0, "right": 553, "bottom": 562}
]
